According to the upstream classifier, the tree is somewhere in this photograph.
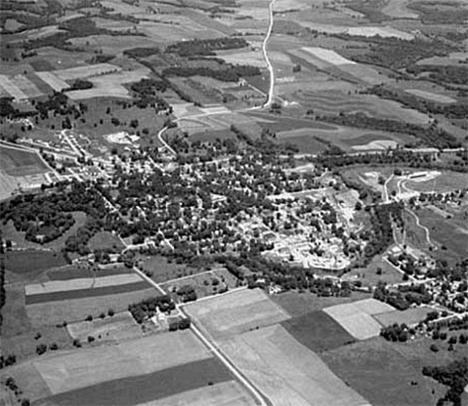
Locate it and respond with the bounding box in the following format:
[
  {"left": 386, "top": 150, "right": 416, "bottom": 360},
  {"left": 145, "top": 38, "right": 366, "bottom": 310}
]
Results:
[{"left": 36, "top": 344, "right": 47, "bottom": 355}]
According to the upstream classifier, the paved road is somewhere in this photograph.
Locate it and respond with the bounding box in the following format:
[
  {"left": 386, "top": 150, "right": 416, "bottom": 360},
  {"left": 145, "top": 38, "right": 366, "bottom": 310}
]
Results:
[{"left": 262, "top": 0, "right": 276, "bottom": 108}]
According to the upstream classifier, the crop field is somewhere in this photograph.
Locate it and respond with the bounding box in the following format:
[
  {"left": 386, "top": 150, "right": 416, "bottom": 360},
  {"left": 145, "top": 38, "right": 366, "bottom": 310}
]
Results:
[
  {"left": 271, "top": 291, "right": 371, "bottom": 317},
  {"left": 152, "top": 380, "right": 255, "bottom": 406},
  {"left": 26, "top": 288, "right": 158, "bottom": 327},
  {"left": 381, "top": 0, "right": 419, "bottom": 18},
  {"left": 0, "top": 74, "right": 27, "bottom": 100},
  {"left": 322, "top": 337, "right": 445, "bottom": 406},
  {"left": 53, "top": 63, "right": 121, "bottom": 81},
  {"left": 222, "top": 325, "right": 370, "bottom": 406},
  {"left": 373, "top": 306, "right": 433, "bottom": 327},
  {"left": 0, "top": 144, "right": 49, "bottom": 177},
  {"left": 66, "top": 311, "right": 143, "bottom": 343},
  {"left": 35, "top": 71, "right": 70, "bottom": 91},
  {"left": 47, "top": 264, "right": 130, "bottom": 281},
  {"left": 30, "top": 47, "right": 94, "bottom": 70},
  {"left": 69, "top": 34, "right": 156, "bottom": 54},
  {"left": 405, "top": 89, "right": 456, "bottom": 104},
  {"left": 276, "top": 132, "right": 330, "bottom": 154},
  {"left": 323, "top": 299, "right": 395, "bottom": 340},
  {"left": 184, "top": 288, "right": 291, "bottom": 340},
  {"left": 282, "top": 310, "right": 355, "bottom": 352}
]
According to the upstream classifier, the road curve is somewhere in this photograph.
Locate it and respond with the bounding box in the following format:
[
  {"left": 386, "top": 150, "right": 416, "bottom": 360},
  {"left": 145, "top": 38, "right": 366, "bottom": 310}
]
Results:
[
  {"left": 262, "top": 0, "right": 276, "bottom": 108},
  {"left": 157, "top": 126, "right": 177, "bottom": 156},
  {"left": 132, "top": 266, "right": 270, "bottom": 406}
]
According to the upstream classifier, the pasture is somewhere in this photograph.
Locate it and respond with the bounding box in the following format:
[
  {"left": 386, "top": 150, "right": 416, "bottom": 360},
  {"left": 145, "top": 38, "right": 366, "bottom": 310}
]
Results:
[
  {"left": 184, "top": 288, "right": 290, "bottom": 340},
  {"left": 405, "top": 171, "right": 467, "bottom": 194},
  {"left": 405, "top": 89, "right": 456, "bottom": 104},
  {"left": 222, "top": 325, "right": 370, "bottom": 406},
  {"left": 0, "top": 144, "right": 49, "bottom": 177},
  {"left": 139, "top": 255, "right": 201, "bottom": 283},
  {"left": 282, "top": 310, "right": 355, "bottom": 352},
  {"left": 322, "top": 337, "right": 447, "bottom": 406},
  {"left": 373, "top": 306, "right": 433, "bottom": 327},
  {"left": 323, "top": 299, "right": 395, "bottom": 340},
  {"left": 86, "top": 231, "right": 124, "bottom": 251},
  {"left": 5, "top": 250, "right": 67, "bottom": 276}
]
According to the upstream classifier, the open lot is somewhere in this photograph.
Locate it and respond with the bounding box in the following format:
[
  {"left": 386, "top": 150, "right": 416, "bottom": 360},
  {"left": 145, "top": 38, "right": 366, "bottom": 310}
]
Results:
[
  {"left": 282, "top": 310, "right": 355, "bottom": 352},
  {"left": 323, "top": 299, "right": 395, "bottom": 340},
  {"left": 0, "top": 144, "right": 49, "bottom": 177},
  {"left": 222, "top": 325, "right": 370, "bottom": 406},
  {"left": 184, "top": 288, "right": 290, "bottom": 340}
]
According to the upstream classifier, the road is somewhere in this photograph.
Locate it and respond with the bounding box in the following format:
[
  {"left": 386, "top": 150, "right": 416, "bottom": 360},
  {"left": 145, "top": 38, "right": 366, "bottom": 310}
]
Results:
[
  {"left": 157, "top": 126, "right": 177, "bottom": 156},
  {"left": 406, "top": 208, "right": 432, "bottom": 246},
  {"left": 262, "top": 0, "right": 276, "bottom": 108},
  {"left": 132, "top": 266, "right": 270, "bottom": 406}
]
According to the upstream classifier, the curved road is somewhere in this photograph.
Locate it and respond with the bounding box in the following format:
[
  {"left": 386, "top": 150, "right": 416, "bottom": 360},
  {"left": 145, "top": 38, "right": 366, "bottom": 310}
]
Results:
[{"left": 262, "top": 0, "right": 276, "bottom": 108}]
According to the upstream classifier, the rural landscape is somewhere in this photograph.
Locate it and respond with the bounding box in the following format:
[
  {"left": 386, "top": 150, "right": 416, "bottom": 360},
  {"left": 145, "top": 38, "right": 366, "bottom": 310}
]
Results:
[{"left": 0, "top": 0, "right": 467, "bottom": 405}]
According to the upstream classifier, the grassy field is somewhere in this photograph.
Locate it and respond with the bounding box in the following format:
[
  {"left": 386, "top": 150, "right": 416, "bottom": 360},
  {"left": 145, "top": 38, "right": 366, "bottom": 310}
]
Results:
[
  {"left": 323, "top": 299, "right": 395, "bottom": 340},
  {"left": 87, "top": 231, "right": 124, "bottom": 251},
  {"left": 0, "top": 145, "right": 49, "bottom": 176},
  {"left": 373, "top": 307, "right": 433, "bottom": 327},
  {"left": 321, "top": 337, "right": 448, "bottom": 406},
  {"left": 26, "top": 288, "right": 158, "bottom": 327},
  {"left": 344, "top": 255, "right": 404, "bottom": 287},
  {"left": 282, "top": 310, "right": 355, "bottom": 352},
  {"left": 184, "top": 288, "right": 291, "bottom": 340},
  {"left": 222, "top": 325, "right": 370, "bottom": 406},
  {"left": 47, "top": 264, "right": 130, "bottom": 281},
  {"left": 406, "top": 171, "right": 467, "bottom": 194},
  {"left": 138, "top": 255, "right": 201, "bottom": 283},
  {"left": 271, "top": 291, "right": 371, "bottom": 317},
  {"left": 5, "top": 250, "right": 67, "bottom": 276}
]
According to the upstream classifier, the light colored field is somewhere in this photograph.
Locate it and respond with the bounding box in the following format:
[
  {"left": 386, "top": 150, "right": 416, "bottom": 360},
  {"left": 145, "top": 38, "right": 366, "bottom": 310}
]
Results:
[
  {"left": 222, "top": 325, "right": 371, "bottom": 406},
  {"left": 353, "top": 140, "right": 398, "bottom": 151},
  {"left": 140, "top": 380, "right": 256, "bottom": 406},
  {"left": 67, "top": 69, "right": 149, "bottom": 100},
  {"left": 25, "top": 273, "right": 142, "bottom": 295},
  {"left": 346, "top": 26, "right": 414, "bottom": 40},
  {"left": 54, "top": 63, "right": 121, "bottom": 81},
  {"left": 302, "top": 47, "right": 356, "bottom": 66},
  {"left": 34, "top": 330, "right": 211, "bottom": 395},
  {"left": 26, "top": 288, "right": 157, "bottom": 327},
  {"left": 66, "top": 310, "right": 143, "bottom": 342},
  {"left": 10, "top": 75, "right": 42, "bottom": 98},
  {"left": 35, "top": 71, "right": 70, "bottom": 91},
  {"left": 215, "top": 50, "right": 266, "bottom": 68},
  {"left": 184, "top": 288, "right": 290, "bottom": 340},
  {"left": 324, "top": 299, "right": 395, "bottom": 340},
  {"left": 382, "top": 0, "right": 419, "bottom": 18},
  {"left": 373, "top": 306, "right": 433, "bottom": 327},
  {"left": 0, "top": 74, "right": 27, "bottom": 100},
  {"left": 405, "top": 89, "right": 456, "bottom": 104}
]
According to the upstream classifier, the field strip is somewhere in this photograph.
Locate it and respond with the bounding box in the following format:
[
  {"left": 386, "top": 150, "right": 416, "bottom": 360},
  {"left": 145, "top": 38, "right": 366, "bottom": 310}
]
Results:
[
  {"left": 26, "top": 273, "right": 143, "bottom": 295},
  {"left": 11, "top": 75, "right": 43, "bottom": 98},
  {"left": 0, "top": 74, "right": 28, "bottom": 100},
  {"left": 35, "top": 71, "right": 70, "bottom": 91},
  {"left": 54, "top": 63, "right": 121, "bottom": 81},
  {"left": 34, "top": 330, "right": 212, "bottom": 395}
]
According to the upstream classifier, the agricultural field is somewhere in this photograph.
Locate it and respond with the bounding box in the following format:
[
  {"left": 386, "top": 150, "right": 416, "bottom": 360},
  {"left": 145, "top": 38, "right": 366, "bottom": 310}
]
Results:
[
  {"left": 137, "top": 255, "right": 201, "bottom": 283},
  {"left": 0, "top": 144, "right": 49, "bottom": 177},
  {"left": 323, "top": 299, "right": 396, "bottom": 340},
  {"left": 373, "top": 306, "right": 434, "bottom": 327},
  {"left": 184, "top": 288, "right": 291, "bottom": 340}
]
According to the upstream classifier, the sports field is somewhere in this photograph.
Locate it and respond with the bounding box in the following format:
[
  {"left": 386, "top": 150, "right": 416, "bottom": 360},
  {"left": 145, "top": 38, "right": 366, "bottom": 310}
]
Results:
[
  {"left": 0, "top": 144, "right": 50, "bottom": 177},
  {"left": 222, "top": 325, "right": 370, "bottom": 406},
  {"left": 184, "top": 288, "right": 291, "bottom": 339}
]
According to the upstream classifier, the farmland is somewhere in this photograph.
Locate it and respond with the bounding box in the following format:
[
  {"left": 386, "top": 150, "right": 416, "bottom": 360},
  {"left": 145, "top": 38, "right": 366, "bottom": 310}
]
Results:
[{"left": 0, "top": 144, "right": 49, "bottom": 177}]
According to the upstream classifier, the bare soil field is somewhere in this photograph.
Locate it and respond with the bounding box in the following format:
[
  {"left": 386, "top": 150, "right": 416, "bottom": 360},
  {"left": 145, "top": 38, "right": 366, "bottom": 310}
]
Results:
[
  {"left": 36, "top": 358, "right": 232, "bottom": 406},
  {"left": 222, "top": 324, "right": 371, "bottom": 406},
  {"left": 282, "top": 310, "right": 355, "bottom": 352},
  {"left": 33, "top": 330, "right": 212, "bottom": 395},
  {"left": 271, "top": 291, "right": 371, "bottom": 317},
  {"left": 184, "top": 288, "right": 290, "bottom": 340},
  {"left": 26, "top": 288, "right": 158, "bottom": 327},
  {"left": 0, "top": 144, "right": 49, "bottom": 176},
  {"left": 323, "top": 299, "right": 395, "bottom": 340},
  {"left": 321, "top": 337, "right": 448, "bottom": 406}
]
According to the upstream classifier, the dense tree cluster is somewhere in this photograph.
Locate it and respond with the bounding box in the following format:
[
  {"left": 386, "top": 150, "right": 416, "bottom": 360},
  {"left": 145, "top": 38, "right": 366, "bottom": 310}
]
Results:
[
  {"left": 166, "top": 38, "right": 248, "bottom": 57},
  {"left": 380, "top": 323, "right": 409, "bottom": 342},
  {"left": 422, "top": 358, "right": 468, "bottom": 406},
  {"left": 123, "top": 47, "right": 160, "bottom": 58},
  {"left": 129, "top": 78, "right": 169, "bottom": 109},
  {"left": 128, "top": 295, "right": 175, "bottom": 324}
]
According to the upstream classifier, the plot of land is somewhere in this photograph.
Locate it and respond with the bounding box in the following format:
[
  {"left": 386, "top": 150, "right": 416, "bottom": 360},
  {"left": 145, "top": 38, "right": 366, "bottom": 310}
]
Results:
[
  {"left": 35, "top": 71, "right": 70, "bottom": 91},
  {"left": 53, "top": 63, "right": 121, "bottom": 81},
  {"left": 405, "top": 89, "right": 456, "bottom": 104},
  {"left": 222, "top": 325, "right": 371, "bottom": 406},
  {"left": 302, "top": 47, "right": 356, "bottom": 66},
  {"left": 373, "top": 306, "right": 433, "bottom": 327},
  {"left": 184, "top": 288, "right": 290, "bottom": 340},
  {"left": 322, "top": 337, "right": 445, "bottom": 406},
  {"left": 5, "top": 250, "right": 67, "bottom": 275},
  {"left": 323, "top": 299, "right": 395, "bottom": 340},
  {"left": 26, "top": 288, "right": 158, "bottom": 326},
  {"left": 0, "top": 144, "right": 49, "bottom": 177},
  {"left": 282, "top": 310, "right": 355, "bottom": 352},
  {"left": 34, "top": 330, "right": 212, "bottom": 395}
]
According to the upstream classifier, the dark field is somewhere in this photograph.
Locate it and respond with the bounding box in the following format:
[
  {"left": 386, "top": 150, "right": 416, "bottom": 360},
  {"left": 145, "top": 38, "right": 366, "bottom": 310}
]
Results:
[
  {"left": 321, "top": 337, "right": 446, "bottom": 406},
  {"left": 26, "top": 281, "right": 150, "bottom": 304},
  {"left": 0, "top": 145, "right": 49, "bottom": 176},
  {"left": 282, "top": 310, "right": 355, "bottom": 352},
  {"left": 36, "top": 358, "right": 232, "bottom": 406},
  {"left": 5, "top": 250, "right": 67, "bottom": 275}
]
